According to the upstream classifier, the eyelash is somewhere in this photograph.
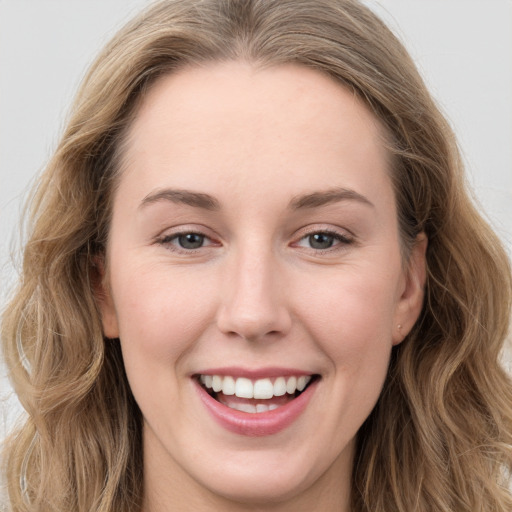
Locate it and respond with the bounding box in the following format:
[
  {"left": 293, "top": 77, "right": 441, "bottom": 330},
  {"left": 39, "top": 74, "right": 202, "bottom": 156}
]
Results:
[
  {"left": 293, "top": 229, "right": 354, "bottom": 253},
  {"left": 155, "top": 228, "right": 354, "bottom": 254},
  {"left": 156, "top": 231, "right": 218, "bottom": 253}
]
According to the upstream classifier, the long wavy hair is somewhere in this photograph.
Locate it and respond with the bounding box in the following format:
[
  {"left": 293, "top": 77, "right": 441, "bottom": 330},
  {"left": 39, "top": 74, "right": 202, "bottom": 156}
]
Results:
[{"left": 2, "top": 0, "right": 512, "bottom": 510}]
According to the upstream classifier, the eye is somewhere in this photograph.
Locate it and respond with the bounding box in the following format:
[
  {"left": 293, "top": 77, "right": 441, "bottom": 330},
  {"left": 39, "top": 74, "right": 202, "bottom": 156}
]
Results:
[
  {"left": 157, "top": 231, "right": 217, "bottom": 252},
  {"left": 175, "top": 233, "right": 206, "bottom": 250},
  {"left": 306, "top": 232, "right": 337, "bottom": 250},
  {"left": 294, "top": 230, "right": 353, "bottom": 251}
]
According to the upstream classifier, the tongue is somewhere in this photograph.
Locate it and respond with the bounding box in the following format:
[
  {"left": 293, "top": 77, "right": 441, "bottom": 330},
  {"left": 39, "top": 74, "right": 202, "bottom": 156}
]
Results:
[{"left": 216, "top": 392, "right": 295, "bottom": 409}]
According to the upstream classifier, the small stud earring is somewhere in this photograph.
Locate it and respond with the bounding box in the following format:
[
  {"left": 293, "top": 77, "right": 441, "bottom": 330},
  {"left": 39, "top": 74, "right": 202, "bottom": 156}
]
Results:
[{"left": 397, "top": 324, "right": 402, "bottom": 330}]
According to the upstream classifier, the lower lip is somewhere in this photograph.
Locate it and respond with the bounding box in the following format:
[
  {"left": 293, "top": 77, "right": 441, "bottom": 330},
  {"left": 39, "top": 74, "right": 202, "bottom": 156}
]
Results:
[{"left": 195, "top": 378, "right": 318, "bottom": 437}]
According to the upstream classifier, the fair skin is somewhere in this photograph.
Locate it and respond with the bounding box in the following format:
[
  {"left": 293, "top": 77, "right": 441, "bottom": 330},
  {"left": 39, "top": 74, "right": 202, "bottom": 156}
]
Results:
[{"left": 99, "top": 62, "right": 426, "bottom": 511}]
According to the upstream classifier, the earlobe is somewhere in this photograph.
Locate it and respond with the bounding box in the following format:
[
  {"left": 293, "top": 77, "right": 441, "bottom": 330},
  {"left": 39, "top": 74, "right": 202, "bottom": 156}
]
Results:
[
  {"left": 91, "top": 256, "right": 120, "bottom": 339},
  {"left": 392, "top": 233, "right": 428, "bottom": 345}
]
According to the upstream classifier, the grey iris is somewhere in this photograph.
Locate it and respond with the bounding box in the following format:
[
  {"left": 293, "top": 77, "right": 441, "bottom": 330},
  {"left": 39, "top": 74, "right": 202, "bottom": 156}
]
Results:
[
  {"left": 179, "top": 233, "right": 204, "bottom": 249},
  {"left": 309, "top": 233, "right": 334, "bottom": 249}
]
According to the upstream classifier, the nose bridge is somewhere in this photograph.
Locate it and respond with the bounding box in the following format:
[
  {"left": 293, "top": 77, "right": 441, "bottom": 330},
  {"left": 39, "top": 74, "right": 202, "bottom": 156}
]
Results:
[{"left": 217, "top": 242, "right": 291, "bottom": 341}]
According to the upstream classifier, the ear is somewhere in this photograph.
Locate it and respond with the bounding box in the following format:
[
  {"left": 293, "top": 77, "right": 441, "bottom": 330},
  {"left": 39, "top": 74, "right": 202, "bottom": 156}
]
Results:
[
  {"left": 392, "top": 233, "right": 428, "bottom": 345},
  {"left": 91, "top": 256, "right": 120, "bottom": 339}
]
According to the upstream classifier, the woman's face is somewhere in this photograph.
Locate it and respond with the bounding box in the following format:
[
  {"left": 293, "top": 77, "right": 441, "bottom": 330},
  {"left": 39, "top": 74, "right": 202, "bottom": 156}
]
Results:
[{"left": 99, "top": 62, "right": 426, "bottom": 510}]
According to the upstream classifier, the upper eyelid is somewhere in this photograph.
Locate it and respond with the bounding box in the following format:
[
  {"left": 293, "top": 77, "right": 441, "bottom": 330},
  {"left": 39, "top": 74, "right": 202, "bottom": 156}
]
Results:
[
  {"left": 293, "top": 224, "right": 355, "bottom": 240},
  {"left": 154, "top": 224, "right": 217, "bottom": 240}
]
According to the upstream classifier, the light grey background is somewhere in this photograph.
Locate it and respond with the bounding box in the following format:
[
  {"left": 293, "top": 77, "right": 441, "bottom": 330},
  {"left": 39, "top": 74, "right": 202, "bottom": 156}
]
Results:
[{"left": 1, "top": 0, "right": 511, "bottom": 450}]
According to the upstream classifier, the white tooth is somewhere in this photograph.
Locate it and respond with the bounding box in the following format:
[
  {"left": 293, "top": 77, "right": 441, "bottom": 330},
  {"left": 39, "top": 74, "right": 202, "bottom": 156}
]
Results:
[
  {"left": 297, "top": 376, "right": 309, "bottom": 392},
  {"left": 235, "top": 377, "right": 253, "bottom": 398},
  {"left": 200, "top": 375, "right": 206, "bottom": 384},
  {"left": 286, "top": 376, "right": 297, "bottom": 394},
  {"left": 273, "top": 377, "right": 287, "bottom": 396},
  {"left": 235, "top": 402, "right": 257, "bottom": 414},
  {"left": 222, "top": 376, "right": 235, "bottom": 395},
  {"left": 256, "top": 404, "right": 269, "bottom": 413},
  {"left": 253, "top": 378, "right": 274, "bottom": 399},
  {"left": 204, "top": 375, "right": 213, "bottom": 388},
  {"left": 269, "top": 404, "right": 279, "bottom": 411},
  {"left": 212, "top": 375, "right": 222, "bottom": 392}
]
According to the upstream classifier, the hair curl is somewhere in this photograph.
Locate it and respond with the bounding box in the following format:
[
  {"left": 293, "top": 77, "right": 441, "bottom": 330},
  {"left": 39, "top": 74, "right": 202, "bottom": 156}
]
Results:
[{"left": 2, "top": 0, "right": 512, "bottom": 510}]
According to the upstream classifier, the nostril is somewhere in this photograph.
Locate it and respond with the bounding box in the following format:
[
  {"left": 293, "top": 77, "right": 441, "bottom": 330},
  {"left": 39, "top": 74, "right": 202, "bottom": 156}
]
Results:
[
  {"left": 216, "top": 268, "right": 292, "bottom": 340},
  {"left": 216, "top": 302, "right": 292, "bottom": 342}
]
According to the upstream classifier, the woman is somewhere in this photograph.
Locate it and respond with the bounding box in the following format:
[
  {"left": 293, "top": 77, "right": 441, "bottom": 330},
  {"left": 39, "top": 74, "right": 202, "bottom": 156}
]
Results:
[{"left": 2, "top": 0, "right": 511, "bottom": 510}]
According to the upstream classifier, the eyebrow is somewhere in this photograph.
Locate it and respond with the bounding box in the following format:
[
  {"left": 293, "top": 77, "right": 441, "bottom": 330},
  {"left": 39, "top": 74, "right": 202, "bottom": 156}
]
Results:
[
  {"left": 139, "top": 186, "right": 373, "bottom": 212},
  {"left": 139, "top": 188, "right": 221, "bottom": 211},
  {"left": 289, "top": 187, "right": 374, "bottom": 210}
]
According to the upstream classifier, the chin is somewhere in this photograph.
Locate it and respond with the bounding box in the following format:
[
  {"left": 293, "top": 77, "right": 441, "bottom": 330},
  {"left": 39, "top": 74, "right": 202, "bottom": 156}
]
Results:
[{"left": 198, "top": 464, "right": 317, "bottom": 506}]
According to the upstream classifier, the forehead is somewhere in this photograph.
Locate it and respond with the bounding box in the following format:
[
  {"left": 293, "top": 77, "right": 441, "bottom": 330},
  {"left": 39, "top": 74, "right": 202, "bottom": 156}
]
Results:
[{"left": 118, "top": 62, "right": 392, "bottom": 210}]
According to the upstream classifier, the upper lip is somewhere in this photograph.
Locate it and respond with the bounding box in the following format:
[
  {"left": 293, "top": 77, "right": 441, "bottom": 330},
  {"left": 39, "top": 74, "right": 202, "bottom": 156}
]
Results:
[{"left": 193, "top": 367, "right": 315, "bottom": 379}]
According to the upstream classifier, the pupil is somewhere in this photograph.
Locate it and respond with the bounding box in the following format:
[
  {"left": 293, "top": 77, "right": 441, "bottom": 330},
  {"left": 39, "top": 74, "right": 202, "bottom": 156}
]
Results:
[
  {"left": 179, "top": 233, "right": 204, "bottom": 249},
  {"left": 309, "top": 233, "right": 334, "bottom": 249}
]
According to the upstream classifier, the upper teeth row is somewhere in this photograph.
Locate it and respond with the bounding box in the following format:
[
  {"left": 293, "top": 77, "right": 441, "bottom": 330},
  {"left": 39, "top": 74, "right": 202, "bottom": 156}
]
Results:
[{"left": 199, "top": 375, "right": 312, "bottom": 399}]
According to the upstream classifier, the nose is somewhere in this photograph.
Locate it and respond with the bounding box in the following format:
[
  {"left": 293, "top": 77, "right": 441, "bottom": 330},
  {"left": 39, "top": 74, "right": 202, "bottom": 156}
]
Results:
[{"left": 216, "top": 248, "right": 292, "bottom": 342}]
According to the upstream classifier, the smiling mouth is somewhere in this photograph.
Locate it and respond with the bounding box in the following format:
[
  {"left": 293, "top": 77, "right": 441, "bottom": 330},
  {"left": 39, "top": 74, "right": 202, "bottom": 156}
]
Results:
[{"left": 197, "top": 374, "right": 319, "bottom": 414}]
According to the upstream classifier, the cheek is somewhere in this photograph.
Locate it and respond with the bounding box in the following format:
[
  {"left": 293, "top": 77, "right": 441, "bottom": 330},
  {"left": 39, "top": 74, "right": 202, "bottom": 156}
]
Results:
[
  {"left": 285, "top": 263, "right": 399, "bottom": 449},
  {"left": 110, "top": 262, "right": 219, "bottom": 364},
  {"left": 295, "top": 263, "right": 400, "bottom": 365}
]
